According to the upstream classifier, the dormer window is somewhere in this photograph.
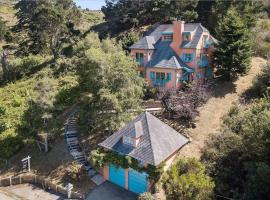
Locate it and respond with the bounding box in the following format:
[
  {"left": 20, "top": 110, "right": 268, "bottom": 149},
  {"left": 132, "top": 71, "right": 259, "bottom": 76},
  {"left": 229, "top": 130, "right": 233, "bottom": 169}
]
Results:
[
  {"left": 163, "top": 34, "right": 173, "bottom": 41},
  {"left": 123, "top": 136, "right": 134, "bottom": 146},
  {"left": 183, "top": 32, "right": 190, "bottom": 41}
]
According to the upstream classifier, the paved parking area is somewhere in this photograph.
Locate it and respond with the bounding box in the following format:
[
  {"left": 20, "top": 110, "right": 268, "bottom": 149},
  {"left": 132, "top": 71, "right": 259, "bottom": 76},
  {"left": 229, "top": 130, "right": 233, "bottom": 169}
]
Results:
[
  {"left": 86, "top": 181, "right": 137, "bottom": 200},
  {"left": 0, "top": 184, "right": 64, "bottom": 200}
]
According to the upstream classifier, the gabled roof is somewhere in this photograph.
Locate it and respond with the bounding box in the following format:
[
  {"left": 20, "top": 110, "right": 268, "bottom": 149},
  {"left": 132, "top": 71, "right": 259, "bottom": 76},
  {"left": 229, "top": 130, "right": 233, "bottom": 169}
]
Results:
[
  {"left": 130, "top": 36, "right": 155, "bottom": 50},
  {"left": 146, "top": 40, "right": 193, "bottom": 69},
  {"left": 99, "top": 112, "right": 189, "bottom": 166},
  {"left": 133, "top": 23, "right": 210, "bottom": 50},
  {"left": 181, "top": 25, "right": 204, "bottom": 48}
]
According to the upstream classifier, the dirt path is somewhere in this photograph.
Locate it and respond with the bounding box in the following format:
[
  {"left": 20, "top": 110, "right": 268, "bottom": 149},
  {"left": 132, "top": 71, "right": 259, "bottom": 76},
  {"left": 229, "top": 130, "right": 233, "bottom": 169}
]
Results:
[{"left": 179, "top": 57, "right": 267, "bottom": 159}]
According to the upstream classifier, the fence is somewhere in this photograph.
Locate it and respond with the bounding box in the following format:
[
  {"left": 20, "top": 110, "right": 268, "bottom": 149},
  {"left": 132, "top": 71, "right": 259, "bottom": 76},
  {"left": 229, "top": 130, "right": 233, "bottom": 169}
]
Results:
[{"left": 0, "top": 172, "right": 85, "bottom": 199}]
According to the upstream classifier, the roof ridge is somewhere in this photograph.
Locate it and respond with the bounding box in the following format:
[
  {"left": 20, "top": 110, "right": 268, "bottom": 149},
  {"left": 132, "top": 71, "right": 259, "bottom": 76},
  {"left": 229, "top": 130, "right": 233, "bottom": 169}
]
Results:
[{"left": 144, "top": 112, "right": 156, "bottom": 165}]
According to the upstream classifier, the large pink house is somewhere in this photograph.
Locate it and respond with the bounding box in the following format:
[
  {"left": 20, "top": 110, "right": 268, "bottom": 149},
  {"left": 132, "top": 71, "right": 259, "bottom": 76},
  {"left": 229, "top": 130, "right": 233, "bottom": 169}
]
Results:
[{"left": 130, "top": 20, "right": 216, "bottom": 89}]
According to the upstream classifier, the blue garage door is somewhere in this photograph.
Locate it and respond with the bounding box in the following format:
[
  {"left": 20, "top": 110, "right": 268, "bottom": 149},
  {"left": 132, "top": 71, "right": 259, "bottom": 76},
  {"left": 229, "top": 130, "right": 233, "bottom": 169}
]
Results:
[
  {"left": 109, "top": 164, "right": 126, "bottom": 188},
  {"left": 128, "top": 169, "right": 147, "bottom": 194}
]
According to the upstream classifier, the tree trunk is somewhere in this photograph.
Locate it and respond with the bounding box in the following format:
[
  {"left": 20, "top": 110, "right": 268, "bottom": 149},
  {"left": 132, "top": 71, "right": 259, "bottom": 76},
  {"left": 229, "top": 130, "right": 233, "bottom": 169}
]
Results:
[{"left": 0, "top": 50, "right": 10, "bottom": 81}]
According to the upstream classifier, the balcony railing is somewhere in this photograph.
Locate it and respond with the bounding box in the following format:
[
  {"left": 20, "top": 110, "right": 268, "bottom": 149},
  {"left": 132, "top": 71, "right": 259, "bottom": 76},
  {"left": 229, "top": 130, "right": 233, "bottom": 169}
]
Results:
[
  {"left": 136, "top": 59, "right": 144, "bottom": 66},
  {"left": 198, "top": 59, "right": 209, "bottom": 67},
  {"left": 151, "top": 79, "right": 166, "bottom": 87}
]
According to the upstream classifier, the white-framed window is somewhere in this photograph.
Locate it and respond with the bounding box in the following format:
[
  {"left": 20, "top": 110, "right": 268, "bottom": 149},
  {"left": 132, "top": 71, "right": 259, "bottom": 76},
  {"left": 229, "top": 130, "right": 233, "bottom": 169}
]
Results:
[
  {"left": 123, "top": 136, "right": 134, "bottom": 146},
  {"left": 163, "top": 34, "right": 173, "bottom": 41}
]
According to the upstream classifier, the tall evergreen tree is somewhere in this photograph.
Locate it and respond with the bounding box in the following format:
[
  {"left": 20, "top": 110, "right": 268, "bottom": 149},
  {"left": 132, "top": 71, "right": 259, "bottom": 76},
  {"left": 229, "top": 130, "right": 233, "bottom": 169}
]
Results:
[{"left": 214, "top": 8, "right": 251, "bottom": 80}]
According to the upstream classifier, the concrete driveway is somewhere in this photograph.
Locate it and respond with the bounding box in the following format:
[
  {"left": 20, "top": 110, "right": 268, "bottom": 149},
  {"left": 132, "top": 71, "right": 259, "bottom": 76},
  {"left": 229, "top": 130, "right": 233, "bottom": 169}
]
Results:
[
  {"left": 86, "top": 181, "right": 137, "bottom": 200},
  {"left": 0, "top": 184, "right": 64, "bottom": 200}
]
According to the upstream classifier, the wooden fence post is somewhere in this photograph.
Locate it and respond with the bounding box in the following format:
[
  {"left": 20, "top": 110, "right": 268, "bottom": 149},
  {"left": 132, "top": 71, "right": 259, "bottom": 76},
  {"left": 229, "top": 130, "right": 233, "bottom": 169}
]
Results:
[{"left": 10, "top": 176, "right": 12, "bottom": 186}]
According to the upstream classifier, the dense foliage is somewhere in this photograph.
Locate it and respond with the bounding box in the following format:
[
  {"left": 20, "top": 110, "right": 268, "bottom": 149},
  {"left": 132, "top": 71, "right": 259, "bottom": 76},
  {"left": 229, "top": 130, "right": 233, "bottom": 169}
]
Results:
[
  {"left": 76, "top": 33, "right": 144, "bottom": 132},
  {"left": 203, "top": 63, "right": 270, "bottom": 199},
  {"left": 101, "top": 0, "right": 198, "bottom": 34},
  {"left": 138, "top": 192, "right": 154, "bottom": 200},
  {"left": 101, "top": 0, "right": 268, "bottom": 36},
  {"left": 251, "top": 61, "right": 270, "bottom": 97},
  {"left": 197, "top": 0, "right": 266, "bottom": 33},
  {"left": 162, "top": 158, "right": 215, "bottom": 200},
  {"left": 89, "top": 148, "right": 164, "bottom": 181},
  {"left": 214, "top": 8, "right": 252, "bottom": 80},
  {"left": 13, "top": 0, "right": 81, "bottom": 58},
  {"left": 251, "top": 19, "right": 270, "bottom": 59}
]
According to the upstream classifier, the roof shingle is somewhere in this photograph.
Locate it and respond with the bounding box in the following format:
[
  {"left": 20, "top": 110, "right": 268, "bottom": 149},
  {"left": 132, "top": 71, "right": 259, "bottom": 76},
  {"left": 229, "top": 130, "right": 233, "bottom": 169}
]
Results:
[{"left": 99, "top": 112, "right": 189, "bottom": 166}]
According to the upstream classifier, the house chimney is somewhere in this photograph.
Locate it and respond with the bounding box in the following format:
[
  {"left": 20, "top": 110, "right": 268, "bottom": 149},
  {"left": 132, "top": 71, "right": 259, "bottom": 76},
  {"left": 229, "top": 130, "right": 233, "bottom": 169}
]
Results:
[{"left": 170, "top": 20, "right": 185, "bottom": 51}]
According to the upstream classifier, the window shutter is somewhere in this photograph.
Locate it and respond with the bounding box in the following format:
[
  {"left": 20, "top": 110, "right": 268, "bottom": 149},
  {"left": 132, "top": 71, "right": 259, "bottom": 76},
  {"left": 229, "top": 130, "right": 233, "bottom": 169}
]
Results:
[
  {"left": 167, "top": 73, "right": 172, "bottom": 81},
  {"left": 190, "top": 53, "right": 194, "bottom": 61},
  {"left": 150, "top": 71, "right": 155, "bottom": 80},
  {"left": 182, "top": 54, "right": 186, "bottom": 62}
]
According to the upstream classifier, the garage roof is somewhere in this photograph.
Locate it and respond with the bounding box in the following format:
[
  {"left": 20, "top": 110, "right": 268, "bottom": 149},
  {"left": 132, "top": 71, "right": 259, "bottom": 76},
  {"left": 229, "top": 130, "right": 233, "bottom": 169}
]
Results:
[{"left": 99, "top": 112, "right": 189, "bottom": 166}]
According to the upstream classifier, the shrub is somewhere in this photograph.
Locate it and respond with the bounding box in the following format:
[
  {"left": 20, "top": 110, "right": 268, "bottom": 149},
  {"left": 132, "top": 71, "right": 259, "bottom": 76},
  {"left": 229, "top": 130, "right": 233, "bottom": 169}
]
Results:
[
  {"left": 162, "top": 83, "right": 209, "bottom": 122},
  {"left": 9, "top": 54, "right": 45, "bottom": 78},
  {"left": 162, "top": 158, "right": 214, "bottom": 200},
  {"left": 0, "top": 130, "right": 23, "bottom": 159},
  {"left": 252, "top": 61, "right": 270, "bottom": 97},
  {"left": 65, "top": 161, "right": 87, "bottom": 182},
  {"left": 138, "top": 192, "right": 154, "bottom": 200},
  {"left": 120, "top": 31, "right": 140, "bottom": 51}
]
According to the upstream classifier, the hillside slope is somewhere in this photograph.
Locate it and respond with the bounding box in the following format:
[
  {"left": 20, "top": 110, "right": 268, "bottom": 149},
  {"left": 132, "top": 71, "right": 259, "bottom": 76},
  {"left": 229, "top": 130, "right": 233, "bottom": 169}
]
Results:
[{"left": 179, "top": 57, "right": 267, "bottom": 159}]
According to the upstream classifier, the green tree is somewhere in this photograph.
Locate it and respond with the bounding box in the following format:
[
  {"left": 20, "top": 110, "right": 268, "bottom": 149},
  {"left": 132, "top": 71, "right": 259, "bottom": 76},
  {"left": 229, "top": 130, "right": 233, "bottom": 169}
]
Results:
[
  {"left": 196, "top": 0, "right": 265, "bottom": 33},
  {"left": 76, "top": 33, "right": 144, "bottom": 131},
  {"left": 102, "top": 0, "right": 198, "bottom": 34},
  {"left": 203, "top": 98, "right": 270, "bottom": 199},
  {"left": 162, "top": 158, "right": 214, "bottom": 200},
  {"left": 243, "top": 162, "right": 270, "bottom": 200},
  {"left": 13, "top": 0, "right": 81, "bottom": 58},
  {"left": 214, "top": 8, "right": 251, "bottom": 80}
]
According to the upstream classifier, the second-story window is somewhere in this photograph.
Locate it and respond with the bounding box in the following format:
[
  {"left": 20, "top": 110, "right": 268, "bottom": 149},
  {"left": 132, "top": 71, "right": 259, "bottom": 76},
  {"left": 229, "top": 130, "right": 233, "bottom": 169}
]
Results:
[
  {"left": 136, "top": 53, "right": 144, "bottom": 65},
  {"left": 182, "top": 53, "right": 194, "bottom": 62}
]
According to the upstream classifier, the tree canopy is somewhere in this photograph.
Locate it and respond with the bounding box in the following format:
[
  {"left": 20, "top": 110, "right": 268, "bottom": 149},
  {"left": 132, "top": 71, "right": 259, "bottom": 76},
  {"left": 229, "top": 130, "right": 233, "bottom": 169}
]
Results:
[
  {"left": 162, "top": 158, "right": 215, "bottom": 200},
  {"left": 75, "top": 33, "right": 144, "bottom": 131},
  {"left": 214, "top": 7, "right": 251, "bottom": 80},
  {"left": 203, "top": 94, "right": 270, "bottom": 199},
  {"left": 13, "top": 0, "right": 81, "bottom": 58}
]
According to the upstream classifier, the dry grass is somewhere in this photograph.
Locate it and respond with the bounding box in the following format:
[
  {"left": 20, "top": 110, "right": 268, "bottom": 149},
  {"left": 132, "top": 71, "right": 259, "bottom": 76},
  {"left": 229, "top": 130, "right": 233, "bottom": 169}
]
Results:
[
  {"left": 0, "top": 3, "right": 16, "bottom": 27},
  {"left": 178, "top": 57, "right": 267, "bottom": 159},
  {"left": 0, "top": 136, "right": 95, "bottom": 195}
]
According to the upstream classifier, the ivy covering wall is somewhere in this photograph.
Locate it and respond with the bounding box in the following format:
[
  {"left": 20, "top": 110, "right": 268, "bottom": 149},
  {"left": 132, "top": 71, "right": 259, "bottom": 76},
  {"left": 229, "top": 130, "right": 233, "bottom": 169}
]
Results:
[{"left": 89, "top": 148, "right": 164, "bottom": 181}]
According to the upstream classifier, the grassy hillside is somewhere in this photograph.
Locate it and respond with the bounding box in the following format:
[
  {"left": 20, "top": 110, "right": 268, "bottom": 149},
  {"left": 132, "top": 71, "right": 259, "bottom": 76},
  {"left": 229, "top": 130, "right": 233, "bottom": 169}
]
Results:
[
  {"left": 0, "top": 1, "right": 106, "bottom": 161},
  {"left": 0, "top": 0, "right": 16, "bottom": 26}
]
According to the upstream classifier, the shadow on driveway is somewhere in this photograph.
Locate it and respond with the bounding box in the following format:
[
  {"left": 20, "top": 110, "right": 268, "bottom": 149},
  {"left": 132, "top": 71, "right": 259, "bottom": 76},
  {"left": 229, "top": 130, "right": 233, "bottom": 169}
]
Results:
[{"left": 86, "top": 181, "right": 137, "bottom": 200}]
